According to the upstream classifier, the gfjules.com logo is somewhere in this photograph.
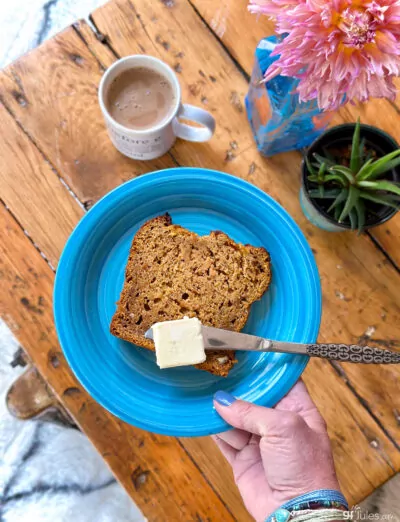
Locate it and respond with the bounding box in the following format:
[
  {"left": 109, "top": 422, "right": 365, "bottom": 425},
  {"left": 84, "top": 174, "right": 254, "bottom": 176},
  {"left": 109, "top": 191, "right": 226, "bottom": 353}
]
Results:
[{"left": 343, "top": 505, "right": 397, "bottom": 520}]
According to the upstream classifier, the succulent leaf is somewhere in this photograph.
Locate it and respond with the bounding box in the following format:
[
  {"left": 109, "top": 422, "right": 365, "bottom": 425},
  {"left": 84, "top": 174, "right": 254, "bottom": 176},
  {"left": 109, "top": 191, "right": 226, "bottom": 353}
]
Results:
[{"left": 350, "top": 119, "right": 361, "bottom": 173}]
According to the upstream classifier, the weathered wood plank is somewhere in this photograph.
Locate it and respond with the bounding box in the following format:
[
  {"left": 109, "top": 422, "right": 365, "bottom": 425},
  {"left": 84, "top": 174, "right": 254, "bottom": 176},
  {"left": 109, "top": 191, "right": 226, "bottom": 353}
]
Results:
[
  {"left": 0, "top": 26, "right": 173, "bottom": 207},
  {"left": 88, "top": 0, "right": 400, "bottom": 503},
  {"left": 0, "top": 102, "right": 83, "bottom": 267},
  {"left": 190, "top": 0, "right": 400, "bottom": 268},
  {"left": 0, "top": 202, "right": 236, "bottom": 522},
  {"left": 369, "top": 216, "right": 400, "bottom": 268},
  {"left": 181, "top": 437, "right": 254, "bottom": 521},
  {"left": 72, "top": 20, "right": 117, "bottom": 66}
]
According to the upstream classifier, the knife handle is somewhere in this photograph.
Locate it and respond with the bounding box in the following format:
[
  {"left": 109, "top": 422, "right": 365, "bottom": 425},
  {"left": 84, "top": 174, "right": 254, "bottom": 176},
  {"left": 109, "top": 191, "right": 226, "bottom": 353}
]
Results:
[{"left": 306, "top": 344, "right": 400, "bottom": 364}]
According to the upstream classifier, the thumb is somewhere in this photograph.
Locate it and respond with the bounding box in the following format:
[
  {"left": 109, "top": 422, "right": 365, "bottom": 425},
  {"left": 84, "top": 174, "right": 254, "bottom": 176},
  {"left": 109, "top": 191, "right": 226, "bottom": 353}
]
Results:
[{"left": 214, "top": 391, "right": 302, "bottom": 437}]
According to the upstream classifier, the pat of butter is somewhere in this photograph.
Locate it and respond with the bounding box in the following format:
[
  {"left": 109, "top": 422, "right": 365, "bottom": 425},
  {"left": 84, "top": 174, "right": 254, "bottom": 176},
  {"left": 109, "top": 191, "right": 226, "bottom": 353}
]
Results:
[{"left": 152, "top": 317, "right": 206, "bottom": 369}]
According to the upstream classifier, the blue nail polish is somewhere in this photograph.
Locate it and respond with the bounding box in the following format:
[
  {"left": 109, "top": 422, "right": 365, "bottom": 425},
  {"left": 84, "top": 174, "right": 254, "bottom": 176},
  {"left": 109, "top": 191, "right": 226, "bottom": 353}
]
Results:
[{"left": 214, "top": 391, "right": 236, "bottom": 406}]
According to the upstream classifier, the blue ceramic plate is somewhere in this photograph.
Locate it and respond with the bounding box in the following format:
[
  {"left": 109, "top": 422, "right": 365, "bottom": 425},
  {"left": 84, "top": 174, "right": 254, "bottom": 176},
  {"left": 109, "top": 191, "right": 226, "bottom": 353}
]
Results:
[{"left": 54, "top": 168, "right": 321, "bottom": 436}]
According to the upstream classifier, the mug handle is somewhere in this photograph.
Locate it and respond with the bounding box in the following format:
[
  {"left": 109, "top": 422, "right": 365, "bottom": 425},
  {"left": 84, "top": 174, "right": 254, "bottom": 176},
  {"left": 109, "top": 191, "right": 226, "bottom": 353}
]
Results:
[{"left": 173, "top": 104, "right": 216, "bottom": 142}]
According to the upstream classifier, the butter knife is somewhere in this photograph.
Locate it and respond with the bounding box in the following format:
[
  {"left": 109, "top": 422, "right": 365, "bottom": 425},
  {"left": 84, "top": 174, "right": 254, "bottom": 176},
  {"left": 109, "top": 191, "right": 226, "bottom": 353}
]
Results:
[{"left": 145, "top": 326, "right": 400, "bottom": 364}]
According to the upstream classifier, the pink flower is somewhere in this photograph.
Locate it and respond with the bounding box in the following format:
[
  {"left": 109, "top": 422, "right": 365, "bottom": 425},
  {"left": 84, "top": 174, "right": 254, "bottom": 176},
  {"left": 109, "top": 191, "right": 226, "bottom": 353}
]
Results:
[{"left": 248, "top": 0, "right": 400, "bottom": 110}]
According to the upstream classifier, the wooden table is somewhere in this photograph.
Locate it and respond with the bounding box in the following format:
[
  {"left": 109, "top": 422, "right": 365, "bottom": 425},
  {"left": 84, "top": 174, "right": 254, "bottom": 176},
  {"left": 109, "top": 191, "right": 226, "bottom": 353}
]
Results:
[{"left": 1, "top": 0, "right": 400, "bottom": 520}]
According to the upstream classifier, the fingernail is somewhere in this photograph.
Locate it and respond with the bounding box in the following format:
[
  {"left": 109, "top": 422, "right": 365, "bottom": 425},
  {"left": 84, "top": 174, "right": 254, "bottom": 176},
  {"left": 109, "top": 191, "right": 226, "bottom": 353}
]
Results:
[{"left": 214, "top": 390, "right": 236, "bottom": 406}]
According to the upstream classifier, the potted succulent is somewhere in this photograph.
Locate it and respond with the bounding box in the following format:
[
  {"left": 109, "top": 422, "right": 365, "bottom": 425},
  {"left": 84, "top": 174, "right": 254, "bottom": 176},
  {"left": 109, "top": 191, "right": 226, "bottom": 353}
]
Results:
[{"left": 300, "top": 121, "right": 400, "bottom": 232}]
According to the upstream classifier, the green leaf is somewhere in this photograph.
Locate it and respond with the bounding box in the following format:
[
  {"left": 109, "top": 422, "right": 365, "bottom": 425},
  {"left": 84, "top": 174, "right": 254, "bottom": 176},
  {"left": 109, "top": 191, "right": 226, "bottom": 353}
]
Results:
[
  {"left": 367, "top": 156, "right": 400, "bottom": 180},
  {"left": 358, "top": 180, "right": 400, "bottom": 196},
  {"left": 349, "top": 208, "right": 358, "bottom": 230},
  {"left": 354, "top": 199, "right": 365, "bottom": 233},
  {"left": 305, "top": 155, "right": 317, "bottom": 176},
  {"left": 359, "top": 191, "right": 400, "bottom": 209},
  {"left": 359, "top": 149, "right": 400, "bottom": 180},
  {"left": 308, "top": 174, "right": 319, "bottom": 183},
  {"left": 355, "top": 158, "right": 374, "bottom": 181},
  {"left": 308, "top": 189, "right": 341, "bottom": 199},
  {"left": 313, "top": 152, "right": 336, "bottom": 168},
  {"left": 328, "top": 188, "right": 348, "bottom": 212},
  {"left": 324, "top": 173, "right": 347, "bottom": 187},
  {"left": 329, "top": 166, "right": 355, "bottom": 184},
  {"left": 339, "top": 185, "right": 359, "bottom": 223},
  {"left": 334, "top": 204, "right": 342, "bottom": 221},
  {"left": 350, "top": 119, "right": 361, "bottom": 173}
]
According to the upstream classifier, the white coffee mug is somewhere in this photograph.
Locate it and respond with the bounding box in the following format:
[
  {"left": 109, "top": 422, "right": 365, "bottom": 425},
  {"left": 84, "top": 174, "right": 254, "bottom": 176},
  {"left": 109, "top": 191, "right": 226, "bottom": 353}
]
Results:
[{"left": 98, "top": 55, "right": 216, "bottom": 160}]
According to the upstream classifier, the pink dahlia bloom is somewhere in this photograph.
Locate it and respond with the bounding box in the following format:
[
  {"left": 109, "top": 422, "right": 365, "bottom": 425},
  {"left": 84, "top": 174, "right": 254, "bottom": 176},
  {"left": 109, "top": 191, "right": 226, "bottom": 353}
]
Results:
[{"left": 248, "top": 0, "right": 400, "bottom": 110}]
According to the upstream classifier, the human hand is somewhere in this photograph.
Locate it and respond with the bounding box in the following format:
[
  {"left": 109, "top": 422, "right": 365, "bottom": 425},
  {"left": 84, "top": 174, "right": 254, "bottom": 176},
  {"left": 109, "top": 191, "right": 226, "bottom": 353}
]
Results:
[{"left": 213, "top": 381, "right": 341, "bottom": 522}]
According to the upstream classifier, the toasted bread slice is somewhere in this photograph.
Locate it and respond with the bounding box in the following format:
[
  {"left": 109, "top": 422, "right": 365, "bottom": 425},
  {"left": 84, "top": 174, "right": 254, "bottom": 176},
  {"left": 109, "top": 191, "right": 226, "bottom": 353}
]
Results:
[{"left": 110, "top": 214, "right": 271, "bottom": 377}]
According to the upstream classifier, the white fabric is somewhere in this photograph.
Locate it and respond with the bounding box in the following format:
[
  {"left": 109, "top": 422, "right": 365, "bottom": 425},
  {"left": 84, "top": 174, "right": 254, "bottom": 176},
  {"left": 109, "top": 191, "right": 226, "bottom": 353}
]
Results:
[
  {"left": 0, "top": 319, "right": 145, "bottom": 522},
  {"left": 0, "top": 0, "right": 106, "bottom": 68}
]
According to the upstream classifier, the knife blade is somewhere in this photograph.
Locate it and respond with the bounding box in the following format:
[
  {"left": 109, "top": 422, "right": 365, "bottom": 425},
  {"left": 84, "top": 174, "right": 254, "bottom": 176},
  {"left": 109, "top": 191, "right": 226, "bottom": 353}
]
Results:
[
  {"left": 144, "top": 325, "right": 400, "bottom": 364},
  {"left": 145, "top": 325, "right": 308, "bottom": 355}
]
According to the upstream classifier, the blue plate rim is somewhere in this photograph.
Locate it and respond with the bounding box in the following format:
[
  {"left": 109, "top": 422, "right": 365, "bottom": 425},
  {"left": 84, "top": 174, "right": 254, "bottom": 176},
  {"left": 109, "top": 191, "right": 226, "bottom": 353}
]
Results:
[{"left": 54, "top": 167, "right": 321, "bottom": 436}]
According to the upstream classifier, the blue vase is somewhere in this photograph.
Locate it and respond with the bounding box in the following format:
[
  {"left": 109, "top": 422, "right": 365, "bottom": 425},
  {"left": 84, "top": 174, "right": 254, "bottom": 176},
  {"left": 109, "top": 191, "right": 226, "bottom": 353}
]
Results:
[{"left": 245, "top": 36, "right": 332, "bottom": 157}]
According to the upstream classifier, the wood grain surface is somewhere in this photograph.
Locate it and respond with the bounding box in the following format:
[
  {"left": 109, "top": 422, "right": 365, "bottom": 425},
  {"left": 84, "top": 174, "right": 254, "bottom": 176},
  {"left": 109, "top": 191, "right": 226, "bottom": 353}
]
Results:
[
  {"left": 0, "top": 0, "right": 400, "bottom": 519},
  {"left": 0, "top": 27, "right": 174, "bottom": 207},
  {"left": 0, "top": 102, "right": 83, "bottom": 267}
]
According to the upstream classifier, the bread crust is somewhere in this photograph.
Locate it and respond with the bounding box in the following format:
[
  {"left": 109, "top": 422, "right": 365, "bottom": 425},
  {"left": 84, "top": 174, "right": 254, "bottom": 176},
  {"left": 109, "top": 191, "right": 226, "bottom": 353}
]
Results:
[{"left": 110, "top": 214, "right": 271, "bottom": 377}]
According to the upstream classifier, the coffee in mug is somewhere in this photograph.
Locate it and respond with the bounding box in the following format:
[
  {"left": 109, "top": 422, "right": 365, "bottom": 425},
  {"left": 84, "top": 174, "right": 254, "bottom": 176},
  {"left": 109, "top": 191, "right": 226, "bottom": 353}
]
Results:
[
  {"left": 106, "top": 67, "right": 176, "bottom": 130},
  {"left": 99, "top": 55, "right": 216, "bottom": 160}
]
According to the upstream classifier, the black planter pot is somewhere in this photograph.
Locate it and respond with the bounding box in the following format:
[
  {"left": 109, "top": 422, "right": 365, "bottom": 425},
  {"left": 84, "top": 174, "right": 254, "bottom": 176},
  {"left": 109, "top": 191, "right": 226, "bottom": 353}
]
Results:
[{"left": 300, "top": 123, "right": 399, "bottom": 231}]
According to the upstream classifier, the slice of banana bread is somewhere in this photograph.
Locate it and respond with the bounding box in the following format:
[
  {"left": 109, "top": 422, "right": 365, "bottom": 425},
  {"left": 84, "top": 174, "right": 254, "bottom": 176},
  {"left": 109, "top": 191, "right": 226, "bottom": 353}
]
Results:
[{"left": 110, "top": 214, "right": 271, "bottom": 377}]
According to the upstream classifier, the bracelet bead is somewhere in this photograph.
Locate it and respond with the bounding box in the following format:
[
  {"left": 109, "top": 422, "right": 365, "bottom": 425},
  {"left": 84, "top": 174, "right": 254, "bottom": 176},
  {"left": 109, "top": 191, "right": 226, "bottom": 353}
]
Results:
[{"left": 265, "top": 490, "right": 348, "bottom": 522}]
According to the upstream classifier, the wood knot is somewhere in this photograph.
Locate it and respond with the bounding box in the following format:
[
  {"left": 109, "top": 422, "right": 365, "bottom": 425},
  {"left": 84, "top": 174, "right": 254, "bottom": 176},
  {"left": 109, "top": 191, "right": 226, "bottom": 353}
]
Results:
[
  {"left": 20, "top": 297, "right": 44, "bottom": 315},
  {"left": 48, "top": 352, "right": 60, "bottom": 368},
  {"left": 230, "top": 91, "right": 243, "bottom": 112},
  {"left": 12, "top": 91, "right": 27, "bottom": 107},
  {"left": 174, "top": 63, "right": 182, "bottom": 73},
  {"left": 63, "top": 387, "right": 81, "bottom": 397},
  {"left": 248, "top": 162, "right": 256, "bottom": 175},
  {"left": 225, "top": 150, "right": 235, "bottom": 162},
  {"left": 70, "top": 54, "right": 84, "bottom": 66},
  {"left": 188, "top": 83, "right": 200, "bottom": 96},
  {"left": 84, "top": 200, "right": 94, "bottom": 210},
  {"left": 155, "top": 35, "right": 170, "bottom": 51},
  {"left": 131, "top": 466, "right": 150, "bottom": 490}
]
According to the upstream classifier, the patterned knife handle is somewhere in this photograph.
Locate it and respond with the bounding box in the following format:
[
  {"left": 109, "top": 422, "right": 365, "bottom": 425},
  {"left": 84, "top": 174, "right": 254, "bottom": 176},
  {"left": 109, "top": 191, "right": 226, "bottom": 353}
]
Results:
[{"left": 307, "top": 344, "right": 400, "bottom": 364}]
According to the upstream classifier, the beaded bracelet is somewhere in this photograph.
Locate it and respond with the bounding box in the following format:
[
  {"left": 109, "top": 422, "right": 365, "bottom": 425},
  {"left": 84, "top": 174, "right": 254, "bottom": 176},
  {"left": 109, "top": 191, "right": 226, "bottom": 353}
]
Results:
[
  {"left": 265, "top": 490, "right": 349, "bottom": 522},
  {"left": 271, "top": 508, "right": 347, "bottom": 521}
]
